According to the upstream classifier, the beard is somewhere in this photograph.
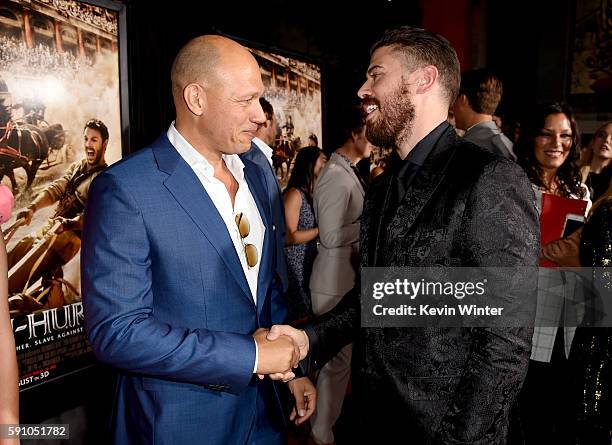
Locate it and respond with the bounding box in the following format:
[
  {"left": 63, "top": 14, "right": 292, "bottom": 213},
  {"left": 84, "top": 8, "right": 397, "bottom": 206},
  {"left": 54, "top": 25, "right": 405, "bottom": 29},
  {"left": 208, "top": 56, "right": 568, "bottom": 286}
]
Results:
[{"left": 365, "top": 80, "right": 415, "bottom": 149}]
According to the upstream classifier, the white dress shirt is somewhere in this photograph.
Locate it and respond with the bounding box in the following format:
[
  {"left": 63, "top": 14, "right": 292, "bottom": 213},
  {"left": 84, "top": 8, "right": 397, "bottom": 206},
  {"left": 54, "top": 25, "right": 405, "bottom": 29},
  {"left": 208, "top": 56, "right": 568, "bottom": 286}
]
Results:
[
  {"left": 252, "top": 137, "right": 274, "bottom": 167},
  {"left": 168, "top": 123, "right": 265, "bottom": 372}
]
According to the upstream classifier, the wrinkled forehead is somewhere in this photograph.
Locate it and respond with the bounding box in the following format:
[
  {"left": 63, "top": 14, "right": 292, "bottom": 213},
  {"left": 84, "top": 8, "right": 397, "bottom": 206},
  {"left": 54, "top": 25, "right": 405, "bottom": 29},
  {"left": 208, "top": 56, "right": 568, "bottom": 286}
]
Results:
[
  {"left": 369, "top": 44, "right": 419, "bottom": 74},
  {"left": 369, "top": 45, "right": 399, "bottom": 68}
]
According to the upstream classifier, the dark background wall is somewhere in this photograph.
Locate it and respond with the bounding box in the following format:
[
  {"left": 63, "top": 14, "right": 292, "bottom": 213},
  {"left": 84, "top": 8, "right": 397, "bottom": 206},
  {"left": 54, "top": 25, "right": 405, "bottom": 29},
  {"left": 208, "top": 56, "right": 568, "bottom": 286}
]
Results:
[
  {"left": 120, "top": 0, "right": 599, "bottom": 155},
  {"left": 486, "top": 0, "right": 575, "bottom": 122}
]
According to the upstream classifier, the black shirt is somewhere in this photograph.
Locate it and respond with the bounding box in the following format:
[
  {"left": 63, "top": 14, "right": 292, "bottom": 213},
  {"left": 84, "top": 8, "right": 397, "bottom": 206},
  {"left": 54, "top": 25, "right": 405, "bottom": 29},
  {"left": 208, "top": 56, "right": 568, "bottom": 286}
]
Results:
[
  {"left": 378, "top": 122, "right": 450, "bottom": 262},
  {"left": 587, "top": 166, "right": 612, "bottom": 201},
  {"left": 388, "top": 121, "right": 450, "bottom": 212}
]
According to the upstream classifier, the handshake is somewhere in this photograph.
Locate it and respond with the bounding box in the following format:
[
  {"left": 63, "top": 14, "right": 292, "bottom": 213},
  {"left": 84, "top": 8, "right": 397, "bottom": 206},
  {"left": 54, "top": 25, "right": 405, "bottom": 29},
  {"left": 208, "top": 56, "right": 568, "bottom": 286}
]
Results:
[{"left": 253, "top": 325, "right": 309, "bottom": 382}]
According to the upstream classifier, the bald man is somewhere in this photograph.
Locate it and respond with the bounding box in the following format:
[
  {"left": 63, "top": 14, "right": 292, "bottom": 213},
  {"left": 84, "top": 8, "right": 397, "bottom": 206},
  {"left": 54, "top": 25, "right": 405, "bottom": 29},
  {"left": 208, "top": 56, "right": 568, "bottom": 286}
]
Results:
[{"left": 82, "top": 35, "right": 315, "bottom": 445}]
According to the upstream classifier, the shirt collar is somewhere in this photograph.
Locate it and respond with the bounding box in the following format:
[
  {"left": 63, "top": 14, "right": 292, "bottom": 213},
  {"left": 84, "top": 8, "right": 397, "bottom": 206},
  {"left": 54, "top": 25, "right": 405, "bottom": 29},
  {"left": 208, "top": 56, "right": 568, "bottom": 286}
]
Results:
[
  {"left": 465, "top": 120, "right": 497, "bottom": 135},
  {"left": 406, "top": 121, "right": 449, "bottom": 166},
  {"left": 394, "top": 121, "right": 449, "bottom": 180},
  {"left": 167, "top": 121, "right": 245, "bottom": 182},
  {"left": 335, "top": 151, "right": 355, "bottom": 167},
  {"left": 252, "top": 137, "right": 274, "bottom": 166}
]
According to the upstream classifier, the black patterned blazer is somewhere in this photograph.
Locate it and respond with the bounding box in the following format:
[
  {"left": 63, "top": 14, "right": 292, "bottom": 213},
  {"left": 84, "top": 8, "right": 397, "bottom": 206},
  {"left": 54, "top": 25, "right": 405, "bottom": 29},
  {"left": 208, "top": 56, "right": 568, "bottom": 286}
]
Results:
[{"left": 305, "top": 126, "right": 540, "bottom": 444}]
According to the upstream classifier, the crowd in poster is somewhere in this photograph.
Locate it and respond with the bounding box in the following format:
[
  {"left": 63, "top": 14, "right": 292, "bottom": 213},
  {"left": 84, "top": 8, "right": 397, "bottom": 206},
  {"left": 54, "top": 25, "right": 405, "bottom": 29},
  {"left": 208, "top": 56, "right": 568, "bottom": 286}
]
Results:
[
  {"left": 571, "top": 0, "right": 612, "bottom": 96},
  {"left": 248, "top": 47, "right": 322, "bottom": 187}
]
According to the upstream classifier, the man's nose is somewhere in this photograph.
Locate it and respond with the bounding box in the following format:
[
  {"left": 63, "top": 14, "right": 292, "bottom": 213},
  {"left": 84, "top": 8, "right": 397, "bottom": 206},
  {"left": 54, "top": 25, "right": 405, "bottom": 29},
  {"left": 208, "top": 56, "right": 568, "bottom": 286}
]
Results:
[
  {"left": 252, "top": 102, "right": 266, "bottom": 124},
  {"left": 358, "top": 80, "right": 372, "bottom": 99}
]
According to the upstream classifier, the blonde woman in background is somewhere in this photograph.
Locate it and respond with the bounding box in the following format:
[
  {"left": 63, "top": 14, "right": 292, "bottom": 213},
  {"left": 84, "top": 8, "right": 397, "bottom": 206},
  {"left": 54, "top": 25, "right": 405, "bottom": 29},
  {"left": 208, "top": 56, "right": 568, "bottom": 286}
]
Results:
[{"left": 580, "top": 121, "right": 612, "bottom": 201}]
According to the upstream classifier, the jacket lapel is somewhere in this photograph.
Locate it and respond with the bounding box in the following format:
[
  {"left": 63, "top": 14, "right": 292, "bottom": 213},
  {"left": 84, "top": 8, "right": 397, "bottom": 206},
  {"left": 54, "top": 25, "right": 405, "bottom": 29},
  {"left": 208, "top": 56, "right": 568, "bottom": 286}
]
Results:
[
  {"left": 152, "top": 135, "right": 254, "bottom": 306},
  {"left": 368, "top": 172, "right": 393, "bottom": 267},
  {"left": 243, "top": 144, "right": 283, "bottom": 217}
]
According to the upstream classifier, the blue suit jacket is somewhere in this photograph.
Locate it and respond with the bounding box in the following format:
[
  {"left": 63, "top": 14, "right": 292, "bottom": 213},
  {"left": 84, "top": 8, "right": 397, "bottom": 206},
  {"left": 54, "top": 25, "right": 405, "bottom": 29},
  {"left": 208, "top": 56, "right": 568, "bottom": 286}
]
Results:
[
  {"left": 240, "top": 142, "right": 288, "bottom": 292},
  {"left": 82, "top": 134, "right": 287, "bottom": 445}
]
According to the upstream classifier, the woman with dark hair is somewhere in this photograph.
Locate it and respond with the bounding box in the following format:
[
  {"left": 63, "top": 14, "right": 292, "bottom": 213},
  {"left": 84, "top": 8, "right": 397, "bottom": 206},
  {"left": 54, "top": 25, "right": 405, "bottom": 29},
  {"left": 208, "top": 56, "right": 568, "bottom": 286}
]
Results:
[
  {"left": 516, "top": 102, "right": 591, "bottom": 444},
  {"left": 515, "top": 102, "right": 585, "bottom": 199},
  {"left": 283, "top": 146, "right": 327, "bottom": 322}
]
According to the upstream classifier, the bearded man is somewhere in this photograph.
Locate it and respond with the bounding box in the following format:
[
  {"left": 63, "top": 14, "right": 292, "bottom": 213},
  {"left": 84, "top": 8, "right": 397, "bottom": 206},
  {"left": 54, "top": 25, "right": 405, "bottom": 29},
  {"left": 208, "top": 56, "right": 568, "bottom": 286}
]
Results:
[{"left": 269, "top": 26, "right": 540, "bottom": 444}]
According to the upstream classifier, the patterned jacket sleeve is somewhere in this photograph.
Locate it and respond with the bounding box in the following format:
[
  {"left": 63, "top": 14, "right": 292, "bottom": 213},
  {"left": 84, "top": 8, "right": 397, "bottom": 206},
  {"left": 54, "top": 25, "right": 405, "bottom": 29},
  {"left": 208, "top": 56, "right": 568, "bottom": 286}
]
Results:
[{"left": 302, "top": 282, "right": 360, "bottom": 372}]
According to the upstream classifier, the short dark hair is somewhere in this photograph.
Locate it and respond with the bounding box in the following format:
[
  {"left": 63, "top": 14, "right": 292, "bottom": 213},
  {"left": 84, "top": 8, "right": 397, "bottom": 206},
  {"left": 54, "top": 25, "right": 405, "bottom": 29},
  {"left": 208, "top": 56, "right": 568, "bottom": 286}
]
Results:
[
  {"left": 340, "top": 104, "right": 366, "bottom": 143},
  {"left": 285, "top": 146, "right": 323, "bottom": 200},
  {"left": 84, "top": 118, "right": 109, "bottom": 141},
  {"left": 459, "top": 68, "right": 503, "bottom": 115},
  {"left": 371, "top": 26, "right": 460, "bottom": 105},
  {"left": 259, "top": 97, "right": 274, "bottom": 121}
]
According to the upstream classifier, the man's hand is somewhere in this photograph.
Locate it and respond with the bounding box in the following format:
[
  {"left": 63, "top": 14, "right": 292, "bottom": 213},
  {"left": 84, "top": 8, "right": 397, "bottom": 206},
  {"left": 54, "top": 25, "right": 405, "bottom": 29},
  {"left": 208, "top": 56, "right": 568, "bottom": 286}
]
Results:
[
  {"left": 542, "top": 228, "right": 582, "bottom": 267},
  {"left": 253, "top": 328, "right": 300, "bottom": 381},
  {"left": 16, "top": 207, "right": 34, "bottom": 225},
  {"left": 287, "top": 376, "right": 317, "bottom": 425},
  {"left": 267, "top": 325, "right": 309, "bottom": 360},
  {"left": 55, "top": 216, "right": 79, "bottom": 234}
]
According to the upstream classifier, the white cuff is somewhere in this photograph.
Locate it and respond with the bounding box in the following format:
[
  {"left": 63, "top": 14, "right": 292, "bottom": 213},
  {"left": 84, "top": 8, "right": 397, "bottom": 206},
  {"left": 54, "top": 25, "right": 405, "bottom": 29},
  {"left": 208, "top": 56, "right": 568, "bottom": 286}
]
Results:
[{"left": 252, "top": 337, "right": 259, "bottom": 373}]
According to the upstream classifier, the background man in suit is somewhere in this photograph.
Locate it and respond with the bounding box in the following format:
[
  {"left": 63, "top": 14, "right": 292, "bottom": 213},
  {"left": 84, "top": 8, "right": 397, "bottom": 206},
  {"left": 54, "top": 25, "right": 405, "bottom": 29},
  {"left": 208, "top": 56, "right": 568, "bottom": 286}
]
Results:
[
  {"left": 82, "top": 35, "right": 315, "bottom": 445},
  {"left": 269, "top": 26, "right": 539, "bottom": 444},
  {"left": 241, "top": 97, "right": 289, "bottom": 296},
  {"left": 308, "top": 106, "right": 372, "bottom": 445},
  {"left": 451, "top": 68, "right": 516, "bottom": 160}
]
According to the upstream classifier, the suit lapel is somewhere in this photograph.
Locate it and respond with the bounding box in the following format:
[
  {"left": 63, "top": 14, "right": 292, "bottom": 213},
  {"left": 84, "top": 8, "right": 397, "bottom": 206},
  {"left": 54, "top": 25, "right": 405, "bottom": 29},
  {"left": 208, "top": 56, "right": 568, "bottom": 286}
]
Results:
[
  {"left": 268, "top": 162, "right": 283, "bottom": 201},
  {"left": 152, "top": 135, "right": 254, "bottom": 306},
  {"left": 369, "top": 172, "right": 393, "bottom": 267},
  {"left": 244, "top": 144, "right": 283, "bottom": 211},
  {"left": 388, "top": 127, "right": 459, "bottom": 239},
  {"left": 243, "top": 159, "right": 273, "bottom": 316}
]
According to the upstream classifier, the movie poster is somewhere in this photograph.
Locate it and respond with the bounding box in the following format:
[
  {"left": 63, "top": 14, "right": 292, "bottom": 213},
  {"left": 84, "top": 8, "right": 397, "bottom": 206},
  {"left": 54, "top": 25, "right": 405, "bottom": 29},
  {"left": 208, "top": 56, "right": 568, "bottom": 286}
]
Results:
[
  {"left": 571, "top": 0, "right": 612, "bottom": 95},
  {"left": 0, "top": 0, "right": 123, "bottom": 390},
  {"left": 247, "top": 46, "right": 322, "bottom": 187}
]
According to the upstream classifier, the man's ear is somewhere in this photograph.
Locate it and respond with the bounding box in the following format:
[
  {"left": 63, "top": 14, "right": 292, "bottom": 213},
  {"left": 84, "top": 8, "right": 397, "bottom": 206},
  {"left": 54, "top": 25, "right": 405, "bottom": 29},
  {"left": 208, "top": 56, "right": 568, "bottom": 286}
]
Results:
[
  {"left": 452, "top": 94, "right": 468, "bottom": 112},
  {"left": 415, "top": 65, "right": 438, "bottom": 94},
  {"left": 183, "top": 83, "right": 205, "bottom": 116}
]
